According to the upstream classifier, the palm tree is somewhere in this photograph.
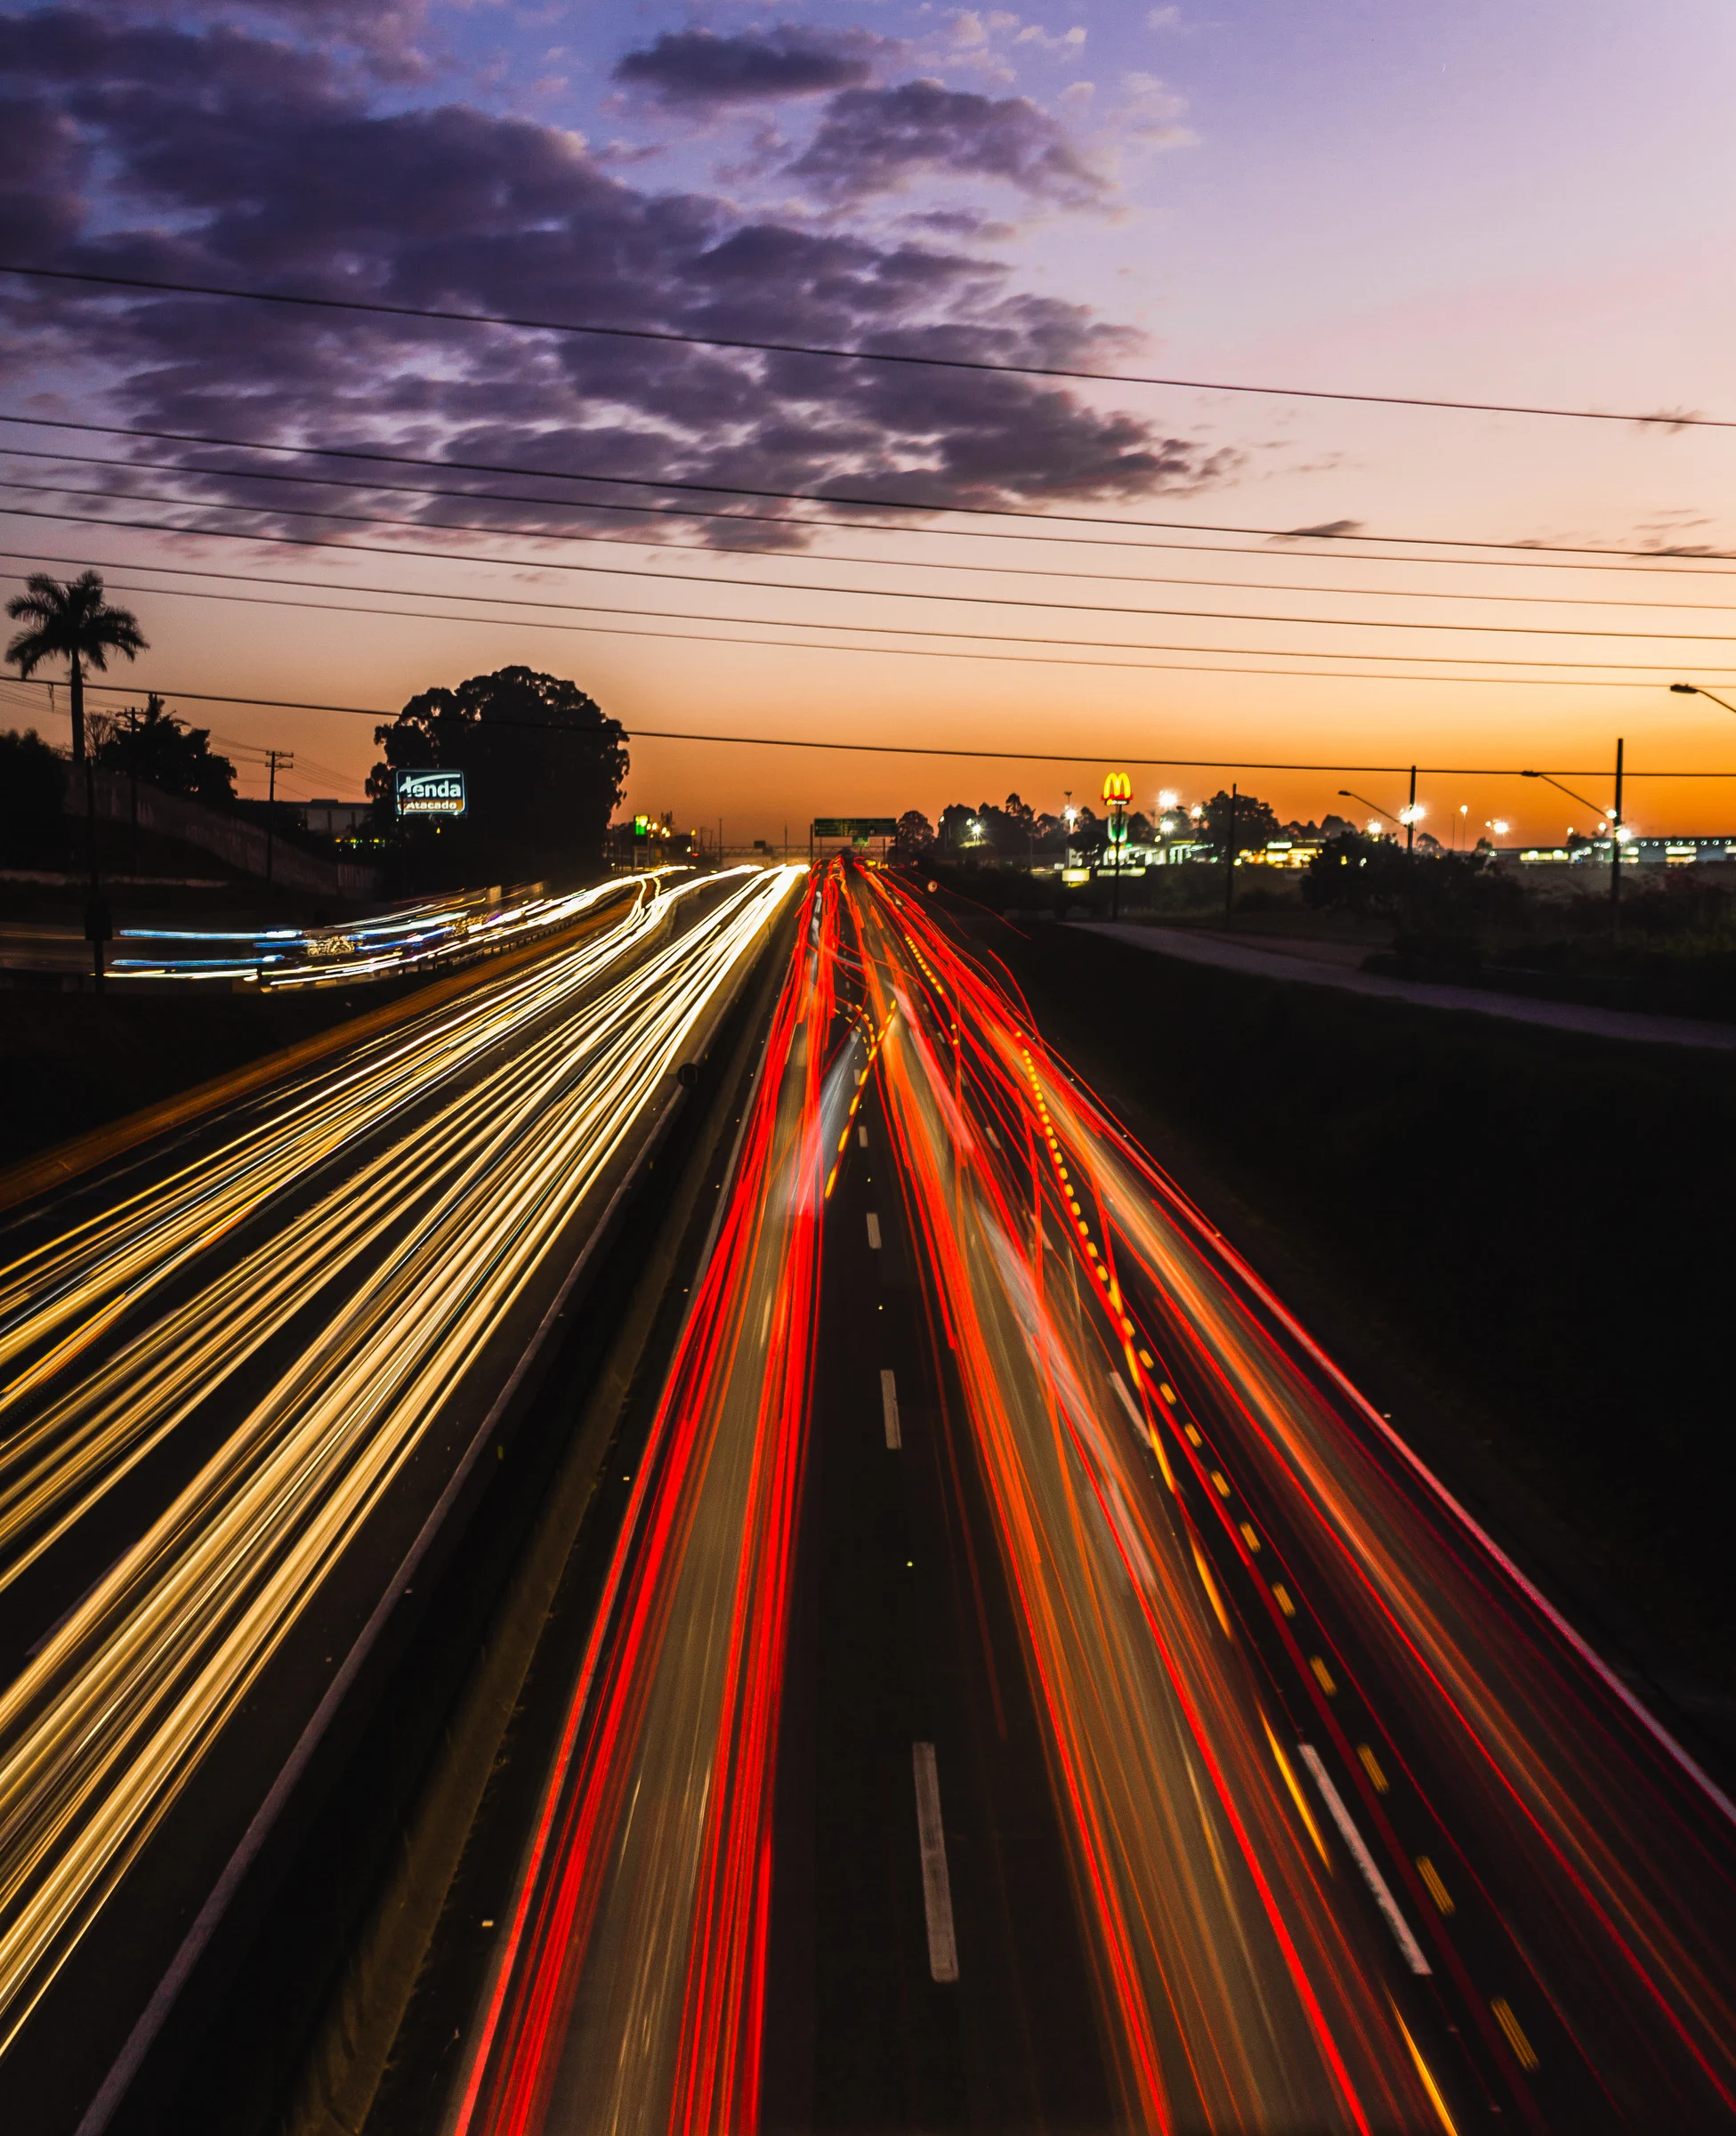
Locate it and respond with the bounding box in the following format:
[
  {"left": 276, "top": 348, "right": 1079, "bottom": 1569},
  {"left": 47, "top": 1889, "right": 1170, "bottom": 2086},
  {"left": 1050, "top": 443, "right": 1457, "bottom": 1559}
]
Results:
[{"left": 5, "top": 570, "right": 148, "bottom": 764}]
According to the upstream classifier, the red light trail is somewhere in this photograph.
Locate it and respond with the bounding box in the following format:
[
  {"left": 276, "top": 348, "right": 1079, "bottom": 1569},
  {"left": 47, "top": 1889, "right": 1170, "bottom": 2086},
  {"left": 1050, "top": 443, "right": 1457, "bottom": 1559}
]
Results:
[
  {"left": 442, "top": 859, "right": 1736, "bottom": 2134},
  {"left": 454, "top": 870, "right": 846, "bottom": 2136}
]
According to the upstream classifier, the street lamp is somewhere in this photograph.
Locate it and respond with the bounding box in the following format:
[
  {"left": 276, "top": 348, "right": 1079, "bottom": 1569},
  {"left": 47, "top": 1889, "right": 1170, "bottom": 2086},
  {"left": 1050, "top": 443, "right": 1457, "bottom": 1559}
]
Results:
[
  {"left": 1338, "top": 787, "right": 1401, "bottom": 835},
  {"left": 1671, "top": 682, "right": 1736, "bottom": 717},
  {"left": 1522, "top": 740, "right": 1625, "bottom": 932}
]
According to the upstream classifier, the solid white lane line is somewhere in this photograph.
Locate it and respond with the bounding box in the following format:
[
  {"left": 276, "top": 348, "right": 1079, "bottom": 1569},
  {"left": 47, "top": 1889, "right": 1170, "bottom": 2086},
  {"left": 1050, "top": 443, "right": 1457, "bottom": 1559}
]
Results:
[
  {"left": 858, "top": 1125, "right": 868, "bottom": 1149},
  {"left": 1297, "top": 1743, "right": 1432, "bottom": 1975},
  {"left": 866, "top": 1212, "right": 883, "bottom": 1250},
  {"left": 881, "top": 1369, "right": 902, "bottom": 1450},
  {"left": 912, "top": 1742, "right": 959, "bottom": 1983}
]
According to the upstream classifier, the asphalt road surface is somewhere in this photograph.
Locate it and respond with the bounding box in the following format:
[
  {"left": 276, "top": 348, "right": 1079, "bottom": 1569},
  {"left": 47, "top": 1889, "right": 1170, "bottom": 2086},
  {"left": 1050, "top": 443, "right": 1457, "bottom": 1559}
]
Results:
[
  {"left": 0, "top": 864, "right": 800, "bottom": 2134},
  {"left": 425, "top": 861, "right": 1736, "bottom": 2133}
]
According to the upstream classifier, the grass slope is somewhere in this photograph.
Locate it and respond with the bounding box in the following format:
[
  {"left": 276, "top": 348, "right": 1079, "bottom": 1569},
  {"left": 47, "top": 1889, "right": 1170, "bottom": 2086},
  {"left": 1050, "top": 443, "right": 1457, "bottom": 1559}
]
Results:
[{"left": 977, "top": 916, "right": 1736, "bottom": 1694}]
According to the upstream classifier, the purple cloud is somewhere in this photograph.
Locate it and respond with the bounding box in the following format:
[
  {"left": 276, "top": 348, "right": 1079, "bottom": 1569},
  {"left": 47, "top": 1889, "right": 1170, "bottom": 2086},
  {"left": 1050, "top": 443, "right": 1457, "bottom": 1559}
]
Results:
[
  {"left": 0, "top": 8, "right": 1225, "bottom": 561},
  {"left": 613, "top": 25, "right": 892, "bottom": 109},
  {"left": 787, "top": 79, "right": 1108, "bottom": 207}
]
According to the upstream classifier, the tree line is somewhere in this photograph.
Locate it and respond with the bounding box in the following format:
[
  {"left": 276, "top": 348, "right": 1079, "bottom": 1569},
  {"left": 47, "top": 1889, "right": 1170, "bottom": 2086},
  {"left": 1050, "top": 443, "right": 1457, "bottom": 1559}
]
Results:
[{"left": 889, "top": 790, "right": 1361, "bottom": 862}]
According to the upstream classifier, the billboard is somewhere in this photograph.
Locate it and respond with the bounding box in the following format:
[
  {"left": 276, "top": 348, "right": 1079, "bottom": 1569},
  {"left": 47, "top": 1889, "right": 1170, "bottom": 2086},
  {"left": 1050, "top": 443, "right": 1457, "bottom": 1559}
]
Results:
[{"left": 397, "top": 769, "right": 467, "bottom": 818}]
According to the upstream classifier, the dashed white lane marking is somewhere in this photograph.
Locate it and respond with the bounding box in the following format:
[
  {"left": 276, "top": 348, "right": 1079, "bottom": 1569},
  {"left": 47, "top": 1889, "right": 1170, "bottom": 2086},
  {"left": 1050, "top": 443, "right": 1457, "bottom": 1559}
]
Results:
[
  {"left": 866, "top": 1212, "right": 883, "bottom": 1250},
  {"left": 1297, "top": 1743, "right": 1432, "bottom": 1974},
  {"left": 858, "top": 1125, "right": 869, "bottom": 1148},
  {"left": 912, "top": 1742, "right": 959, "bottom": 1982},
  {"left": 881, "top": 1369, "right": 902, "bottom": 1450}
]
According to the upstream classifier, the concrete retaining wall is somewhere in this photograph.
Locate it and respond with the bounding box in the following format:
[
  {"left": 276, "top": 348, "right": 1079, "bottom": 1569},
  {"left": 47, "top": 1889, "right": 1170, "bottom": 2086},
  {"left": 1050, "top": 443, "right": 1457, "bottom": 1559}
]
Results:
[{"left": 67, "top": 768, "right": 380, "bottom": 900}]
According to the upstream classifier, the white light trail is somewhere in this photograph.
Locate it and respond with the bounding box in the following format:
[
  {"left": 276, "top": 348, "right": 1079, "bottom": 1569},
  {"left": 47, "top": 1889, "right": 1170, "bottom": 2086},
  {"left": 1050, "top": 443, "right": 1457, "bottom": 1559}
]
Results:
[{"left": 0, "top": 866, "right": 801, "bottom": 2058}]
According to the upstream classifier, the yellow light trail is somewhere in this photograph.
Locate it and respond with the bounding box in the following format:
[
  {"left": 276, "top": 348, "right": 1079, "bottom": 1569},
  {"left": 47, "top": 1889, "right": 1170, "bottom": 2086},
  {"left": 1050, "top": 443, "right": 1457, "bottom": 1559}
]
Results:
[
  {"left": 2, "top": 873, "right": 663, "bottom": 1398},
  {"left": 0, "top": 866, "right": 801, "bottom": 2061}
]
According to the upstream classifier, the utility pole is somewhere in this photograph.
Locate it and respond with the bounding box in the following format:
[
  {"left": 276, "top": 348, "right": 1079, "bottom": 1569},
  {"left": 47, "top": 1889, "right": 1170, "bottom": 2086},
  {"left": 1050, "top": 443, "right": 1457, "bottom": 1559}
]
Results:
[
  {"left": 84, "top": 750, "right": 108, "bottom": 994},
  {"left": 263, "top": 748, "right": 294, "bottom": 886},
  {"left": 1407, "top": 765, "right": 1417, "bottom": 853},
  {"left": 1223, "top": 783, "right": 1238, "bottom": 924},
  {"left": 1610, "top": 735, "right": 1625, "bottom": 935}
]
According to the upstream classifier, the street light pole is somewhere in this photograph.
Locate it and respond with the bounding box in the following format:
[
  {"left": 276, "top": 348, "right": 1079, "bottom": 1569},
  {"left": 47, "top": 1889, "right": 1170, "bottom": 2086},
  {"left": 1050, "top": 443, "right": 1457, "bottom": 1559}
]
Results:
[
  {"left": 1671, "top": 682, "right": 1736, "bottom": 718},
  {"left": 1407, "top": 764, "right": 1417, "bottom": 853},
  {"left": 1522, "top": 758, "right": 1625, "bottom": 934},
  {"left": 83, "top": 750, "right": 108, "bottom": 994},
  {"left": 1223, "top": 782, "right": 1238, "bottom": 924},
  {"left": 1338, "top": 787, "right": 1402, "bottom": 835}
]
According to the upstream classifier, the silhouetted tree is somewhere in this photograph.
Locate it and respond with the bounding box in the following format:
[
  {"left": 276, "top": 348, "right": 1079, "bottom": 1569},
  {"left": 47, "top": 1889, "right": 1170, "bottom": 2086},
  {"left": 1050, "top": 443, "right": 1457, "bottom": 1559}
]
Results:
[
  {"left": 893, "top": 809, "right": 935, "bottom": 860},
  {"left": 370, "top": 666, "right": 628, "bottom": 886},
  {"left": 5, "top": 571, "right": 146, "bottom": 765},
  {"left": 95, "top": 694, "right": 236, "bottom": 805},
  {"left": 937, "top": 802, "right": 983, "bottom": 855},
  {"left": 1199, "top": 789, "right": 1280, "bottom": 854},
  {"left": 0, "top": 729, "right": 65, "bottom": 862}
]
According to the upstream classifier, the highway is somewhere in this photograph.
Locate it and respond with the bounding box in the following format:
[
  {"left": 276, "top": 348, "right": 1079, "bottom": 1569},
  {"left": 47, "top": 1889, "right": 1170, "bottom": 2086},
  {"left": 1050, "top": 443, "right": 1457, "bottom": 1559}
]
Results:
[
  {"left": 0, "top": 862, "right": 801, "bottom": 2132},
  {"left": 422, "top": 859, "right": 1736, "bottom": 2134}
]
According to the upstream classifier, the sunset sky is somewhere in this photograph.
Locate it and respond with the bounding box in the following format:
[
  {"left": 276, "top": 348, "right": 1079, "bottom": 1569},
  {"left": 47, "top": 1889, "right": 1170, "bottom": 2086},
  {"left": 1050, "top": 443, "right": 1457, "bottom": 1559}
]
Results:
[{"left": 1, "top": 0, "right": 1733, "bottom": 842}]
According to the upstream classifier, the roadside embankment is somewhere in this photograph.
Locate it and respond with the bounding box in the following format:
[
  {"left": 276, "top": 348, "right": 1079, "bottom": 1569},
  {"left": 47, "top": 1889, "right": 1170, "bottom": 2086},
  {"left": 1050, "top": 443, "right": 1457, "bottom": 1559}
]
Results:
[
  {"left": 974, "top": 913, "right": 1736, "bottom": 1711},
  {"left": 0, "top": 882, "right": 637, "bottom": 1195}
]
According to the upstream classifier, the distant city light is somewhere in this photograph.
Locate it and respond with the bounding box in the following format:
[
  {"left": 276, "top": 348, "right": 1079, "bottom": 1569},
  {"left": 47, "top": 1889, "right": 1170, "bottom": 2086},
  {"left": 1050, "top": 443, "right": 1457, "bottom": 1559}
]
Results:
[
  {"left": 1399, "top": 803, "right": 1425, "bottom": 825},
  {"left": 1489, "top": 818, "right": 1510, "bottom": 835},
  {"left": 1157, "top": 789, "right": 1179, "bottom": 811}
]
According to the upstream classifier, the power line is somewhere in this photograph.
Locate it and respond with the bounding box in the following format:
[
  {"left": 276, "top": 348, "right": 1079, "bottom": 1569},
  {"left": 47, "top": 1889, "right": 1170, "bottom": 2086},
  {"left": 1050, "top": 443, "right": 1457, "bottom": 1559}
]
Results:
[
  {"left": 0, "top": 552, "right": 1687, "bottom": 690},
  {"left": 8, "top": 474, "right": 1733, "bottom": 648},
  {"left": 1, "top": 411, "right": 1731, "bottom": 571},
  {"left": 4, "top": 442, "right": 1728, "bottom": 615},
  {"left": 0, "top": 517, "right": 1724, "bottom": 673},
  {"left": 1, "top": 260, "right": 1727, "bottom": 432},
  {"left": 10, "top": 672, "right": 1734, "bottom": 775}
]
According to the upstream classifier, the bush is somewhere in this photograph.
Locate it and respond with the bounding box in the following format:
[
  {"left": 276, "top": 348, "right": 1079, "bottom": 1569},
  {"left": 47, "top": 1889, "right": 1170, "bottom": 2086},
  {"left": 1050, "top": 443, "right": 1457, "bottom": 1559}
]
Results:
[{"left": 1307, "top": 833, "right": 1526, "bottom": 934}]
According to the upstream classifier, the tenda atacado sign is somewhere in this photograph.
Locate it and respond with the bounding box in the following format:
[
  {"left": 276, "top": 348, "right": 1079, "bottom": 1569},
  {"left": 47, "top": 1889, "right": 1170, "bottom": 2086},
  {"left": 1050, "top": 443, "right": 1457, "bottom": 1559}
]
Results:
[{"left": 397, "top": 769, "right": 467, "bottom": 817}]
